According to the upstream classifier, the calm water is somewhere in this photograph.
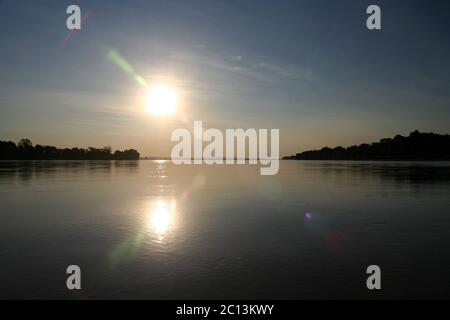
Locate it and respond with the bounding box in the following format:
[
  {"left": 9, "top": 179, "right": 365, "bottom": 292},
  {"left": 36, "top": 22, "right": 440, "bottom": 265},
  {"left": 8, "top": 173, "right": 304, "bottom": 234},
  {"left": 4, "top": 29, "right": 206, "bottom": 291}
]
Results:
[{"left": 1, "top": 160, "right": 450, "bottom": 299}]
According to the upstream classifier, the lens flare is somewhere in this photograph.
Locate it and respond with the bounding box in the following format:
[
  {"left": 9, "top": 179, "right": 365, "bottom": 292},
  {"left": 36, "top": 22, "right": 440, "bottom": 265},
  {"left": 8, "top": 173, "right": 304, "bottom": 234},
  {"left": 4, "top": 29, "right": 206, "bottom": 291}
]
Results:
[
  {"left": 62, "top": 10, "right": 93, "bottom": 47},
  {"left": 107, "top": 49, "right": 148, "bottom": 87}
]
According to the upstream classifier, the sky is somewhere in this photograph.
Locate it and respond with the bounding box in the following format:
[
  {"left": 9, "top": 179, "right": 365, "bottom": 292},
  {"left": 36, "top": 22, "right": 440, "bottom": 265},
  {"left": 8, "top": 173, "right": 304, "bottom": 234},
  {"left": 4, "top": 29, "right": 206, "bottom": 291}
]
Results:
[{"left": 1, "top": 0, "right": 450, "bottom": 157}]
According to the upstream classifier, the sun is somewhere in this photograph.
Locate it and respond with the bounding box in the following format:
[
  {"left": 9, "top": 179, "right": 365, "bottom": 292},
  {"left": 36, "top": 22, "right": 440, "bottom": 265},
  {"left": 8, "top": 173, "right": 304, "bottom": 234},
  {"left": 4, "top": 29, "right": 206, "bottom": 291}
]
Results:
[{"left": 145, "top": 85, "right": 177, "bottom": 116}]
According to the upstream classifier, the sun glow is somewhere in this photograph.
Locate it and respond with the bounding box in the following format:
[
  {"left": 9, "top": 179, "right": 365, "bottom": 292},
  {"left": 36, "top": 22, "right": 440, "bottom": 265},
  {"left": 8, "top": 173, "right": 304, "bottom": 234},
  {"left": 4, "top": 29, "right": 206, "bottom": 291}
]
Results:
[{"left": 145, "top": 85, "right": 177, "bottom": 116}]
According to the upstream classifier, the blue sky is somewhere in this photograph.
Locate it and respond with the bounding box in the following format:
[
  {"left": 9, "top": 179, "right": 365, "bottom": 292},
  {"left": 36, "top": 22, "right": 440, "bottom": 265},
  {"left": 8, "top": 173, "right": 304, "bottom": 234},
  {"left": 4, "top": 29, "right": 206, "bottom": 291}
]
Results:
[{"left": 1, "top": 0, "right": 450, "bottom": 156}]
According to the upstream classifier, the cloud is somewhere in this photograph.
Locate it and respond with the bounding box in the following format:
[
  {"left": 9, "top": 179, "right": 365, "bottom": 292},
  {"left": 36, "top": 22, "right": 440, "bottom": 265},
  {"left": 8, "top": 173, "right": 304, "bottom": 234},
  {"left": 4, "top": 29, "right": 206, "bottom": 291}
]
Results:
[{"left": 255, "top": 61, "right": 315, "bottom": 82}]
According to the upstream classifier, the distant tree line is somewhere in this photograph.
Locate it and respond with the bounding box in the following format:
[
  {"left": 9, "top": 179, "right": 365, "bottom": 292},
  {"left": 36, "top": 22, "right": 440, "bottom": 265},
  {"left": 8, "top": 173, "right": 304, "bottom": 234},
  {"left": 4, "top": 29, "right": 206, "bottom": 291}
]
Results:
[
  {"left": 283, "top": 131, "right": 450, "bottom": 160},
  {"left": 0, "top": 139, "right": 140, "bottom": 160}
]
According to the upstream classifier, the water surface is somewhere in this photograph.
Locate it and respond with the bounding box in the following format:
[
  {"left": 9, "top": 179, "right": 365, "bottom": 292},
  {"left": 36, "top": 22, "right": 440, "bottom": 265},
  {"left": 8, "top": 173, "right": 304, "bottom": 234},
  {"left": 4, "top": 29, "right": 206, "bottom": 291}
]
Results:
[{"left": 1, "top": 160, "right": 450, "bottom": 299}]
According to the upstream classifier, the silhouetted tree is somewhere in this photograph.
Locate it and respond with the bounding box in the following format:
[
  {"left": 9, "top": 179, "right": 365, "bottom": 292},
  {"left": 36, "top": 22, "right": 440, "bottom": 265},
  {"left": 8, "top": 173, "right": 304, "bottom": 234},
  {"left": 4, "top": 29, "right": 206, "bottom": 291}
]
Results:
[
  {"left": 283, "top": 131, "right": 450, "bottom": 160},
  {"left": 0, "top": 139, "right": 140, "bottom": 160},
  {"left": 18, "top": 138, "right": 32, "bottom": 148}
]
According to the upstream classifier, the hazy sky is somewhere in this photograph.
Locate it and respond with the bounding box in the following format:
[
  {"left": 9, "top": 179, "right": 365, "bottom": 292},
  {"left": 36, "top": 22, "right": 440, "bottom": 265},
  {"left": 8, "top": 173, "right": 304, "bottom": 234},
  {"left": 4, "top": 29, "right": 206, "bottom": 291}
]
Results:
[{"left": 1, "top": 0, "right": 450, "bottom": 156}]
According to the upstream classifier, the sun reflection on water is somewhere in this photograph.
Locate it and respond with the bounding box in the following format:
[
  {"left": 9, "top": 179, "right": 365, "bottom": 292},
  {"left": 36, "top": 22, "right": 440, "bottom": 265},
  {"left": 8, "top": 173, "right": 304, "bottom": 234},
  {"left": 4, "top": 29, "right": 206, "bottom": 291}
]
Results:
[
  {"left": 148, "top": 199, "right": 177, "bottom": 236},
  {"left": 108, "top": 198, "right": 178, "bottom": 268}
]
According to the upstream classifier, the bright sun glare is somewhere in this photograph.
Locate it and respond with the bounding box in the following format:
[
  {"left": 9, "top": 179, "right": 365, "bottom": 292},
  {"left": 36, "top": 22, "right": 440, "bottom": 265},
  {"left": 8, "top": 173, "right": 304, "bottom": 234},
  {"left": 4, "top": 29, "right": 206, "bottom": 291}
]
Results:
[
  {"left": 148, "top": 199, "right": 176, "bottom": 235},
  {"left": 145, "top": 85, "right": 177, "bottom": 116}
]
